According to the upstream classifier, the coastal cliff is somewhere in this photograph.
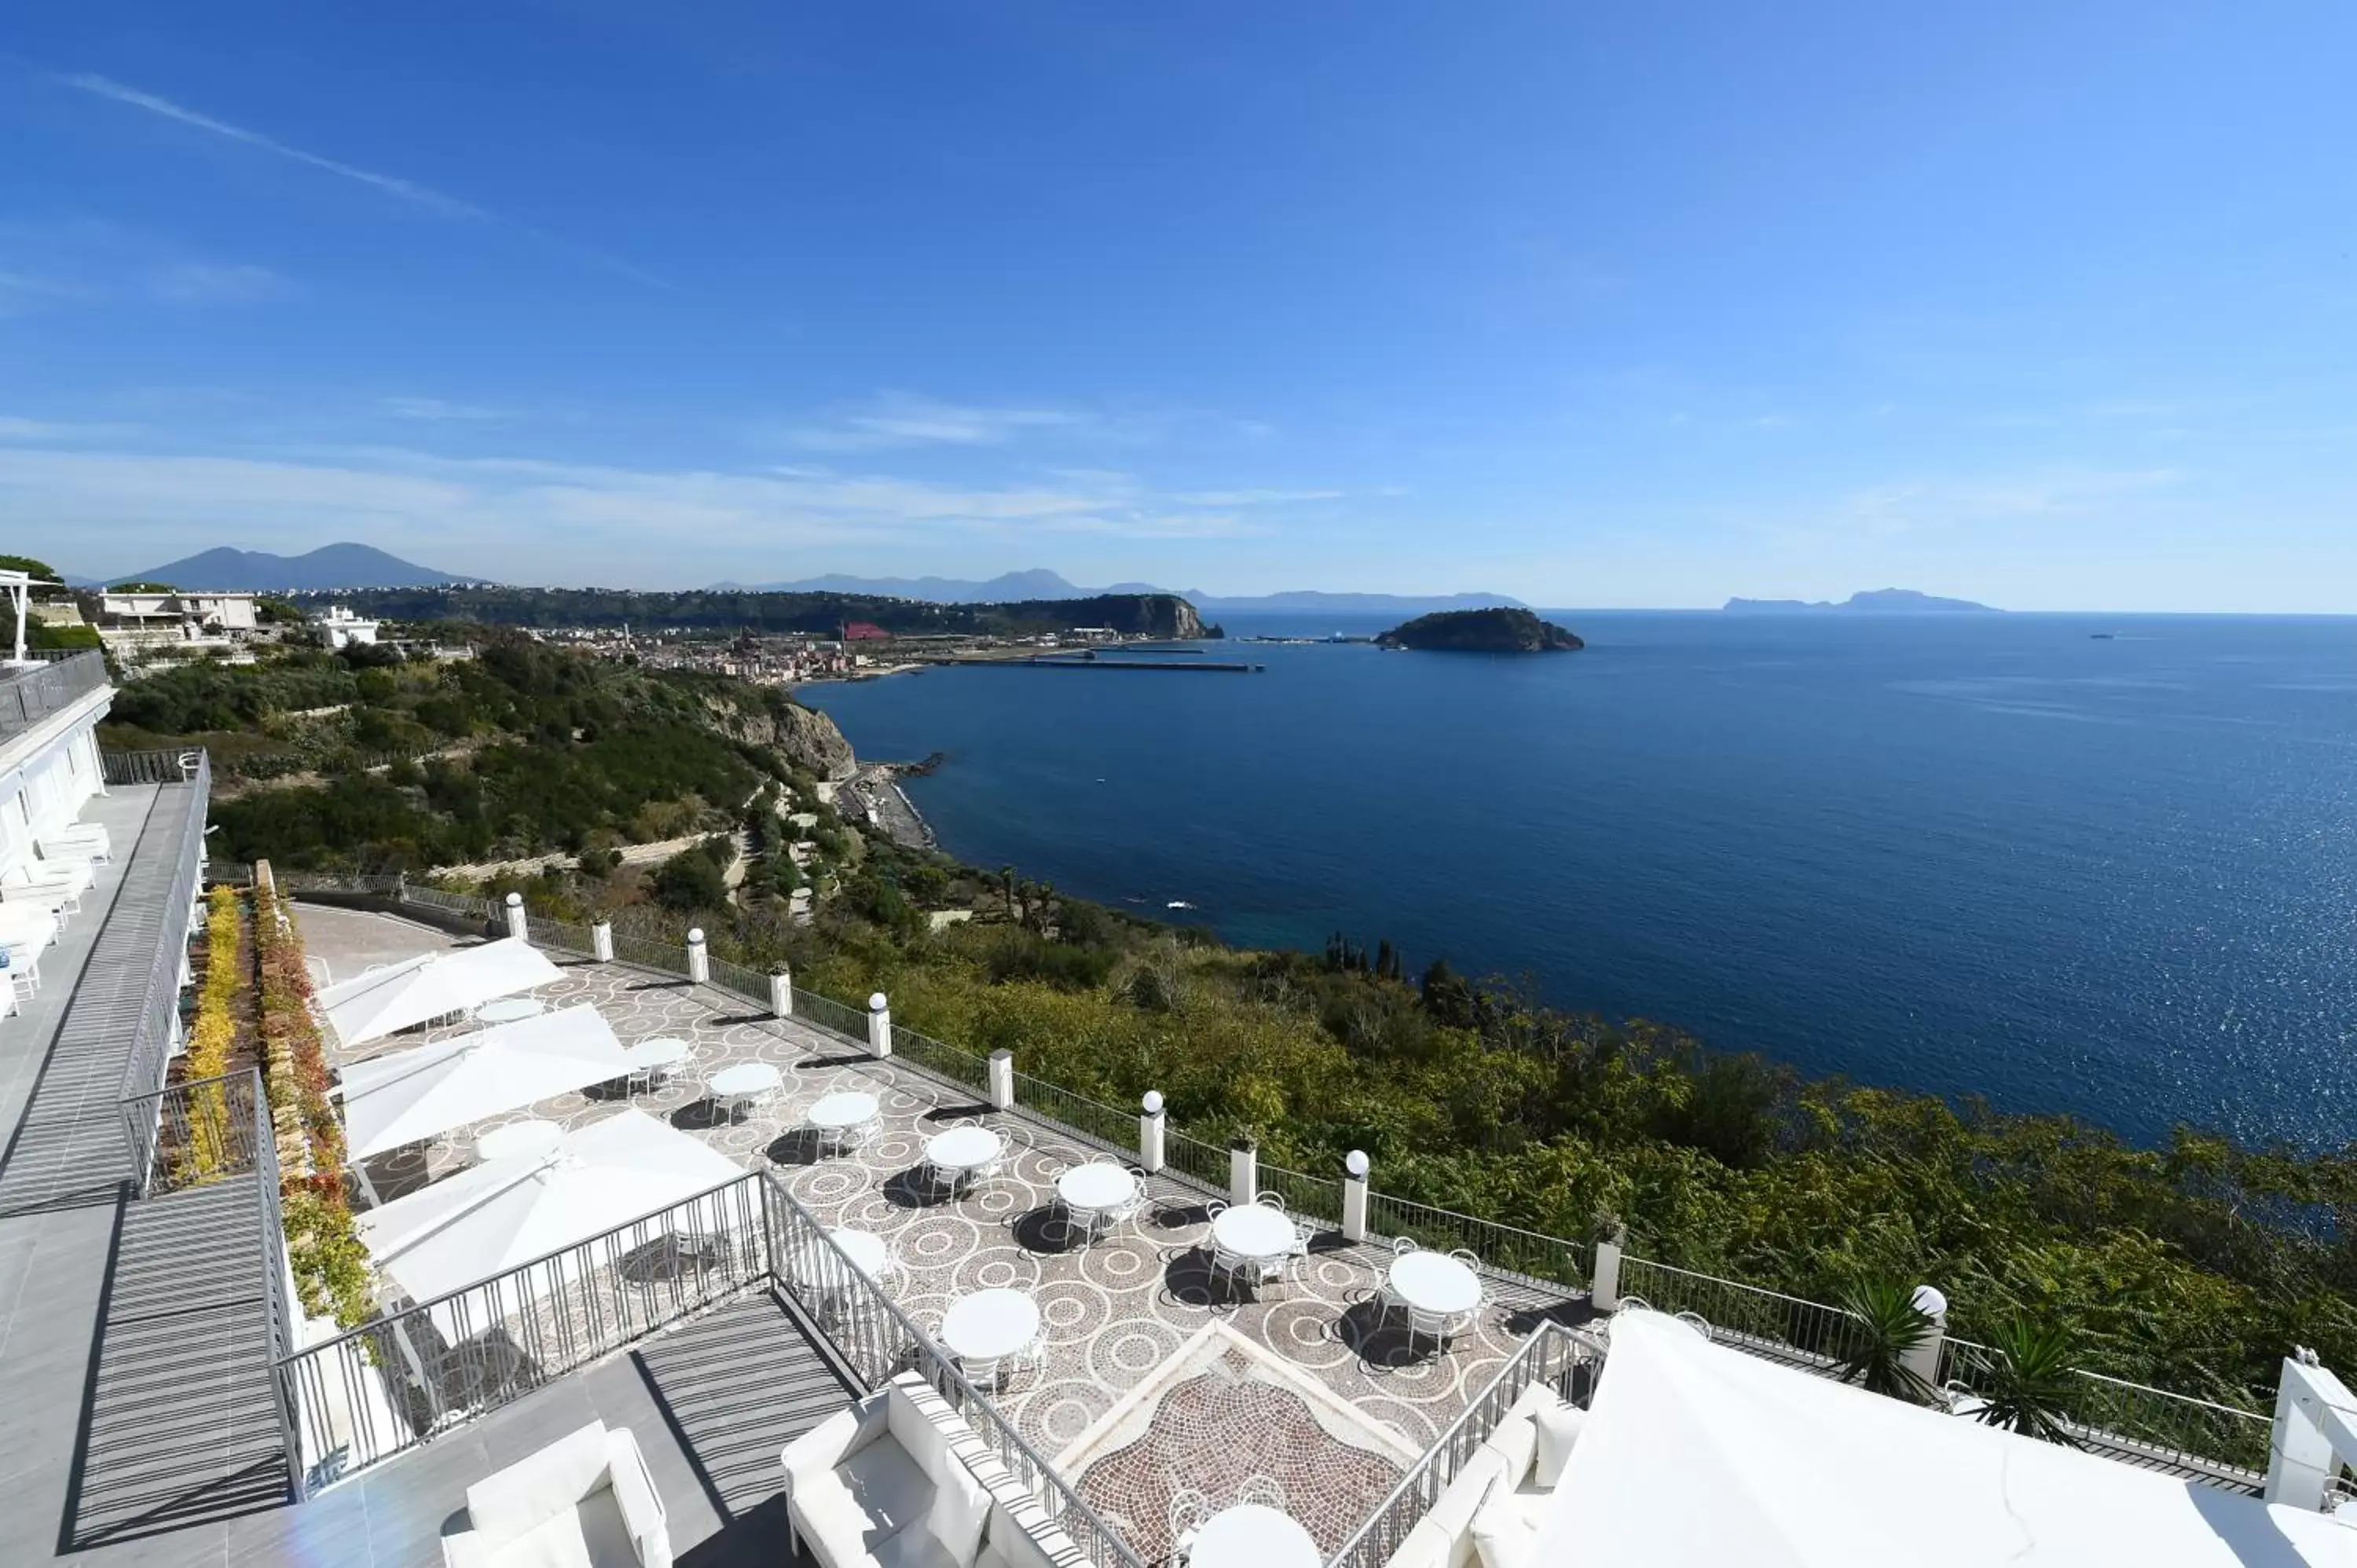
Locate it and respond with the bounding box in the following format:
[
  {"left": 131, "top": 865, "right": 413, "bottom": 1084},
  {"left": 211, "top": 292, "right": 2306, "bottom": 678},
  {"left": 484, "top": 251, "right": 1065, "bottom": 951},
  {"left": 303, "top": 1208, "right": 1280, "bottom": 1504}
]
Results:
[
  {"left": 1376, "top": 606, "right": 1583, "bottom": 652},
  {"left": 694, "top": 683, "right": 859, "bottom": 780}
]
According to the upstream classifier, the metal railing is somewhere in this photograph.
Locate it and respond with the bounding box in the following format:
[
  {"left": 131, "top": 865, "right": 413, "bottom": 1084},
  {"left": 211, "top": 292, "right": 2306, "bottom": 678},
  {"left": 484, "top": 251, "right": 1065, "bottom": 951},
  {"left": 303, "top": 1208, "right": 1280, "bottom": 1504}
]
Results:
[
  {"left": 522, "top": 912, "right": 596, "bottom": 957},
  {"left": 278, "top": 1173, "right": 771, "bottom": 1484},
  {"left": 706, "top": 952, "right": 773, "bottom": 1007},
  {"left": 113, "top": 749, "right": 211, "bottom": 1181},
  {"left": 1324, "top": 1321, "right": 1601, "bottom": 1568},
  {"left": 1255, "top": 1156, "right": 1343, "bottom": 1228},
  {"left": 890, "top": 1021, "right": 992, "bottom": 1091},
  {"left": 1164, "top": 1127, "right": 1232, "bottom": 1196},
  {"left": 1365, "top": 1192, "right": 1590, "bottom": 1291},
  {"left": 398, "top": 883, "right": 497, "bottom": 923},
  {"left": 790, "top": 985, "right": 874, "bottom": 1046},
  {"left": 759, "top": 1171, "right": 1149, "bottom": 1568},
  {"left": 1615, "top": 1255, "right": 1869, "bottom": 1369},
  {"left": 1010, "top": 1070, "right": 1135, "bottom": 1154},
  {"left": 1939, "top": 1336, "right": 2271, "bottom": 1485},
  {"left": 610, "top": 929, "right": 691, "bottom": 976},
  {"left": 119, "top": 1068, "right": 268, "bottom": 1196},
  {"left": 98, "top": 745, "right": 209, "bottom": 786},
  {"left": 2, "top": 648, "right": 106, "bottom": 741}
]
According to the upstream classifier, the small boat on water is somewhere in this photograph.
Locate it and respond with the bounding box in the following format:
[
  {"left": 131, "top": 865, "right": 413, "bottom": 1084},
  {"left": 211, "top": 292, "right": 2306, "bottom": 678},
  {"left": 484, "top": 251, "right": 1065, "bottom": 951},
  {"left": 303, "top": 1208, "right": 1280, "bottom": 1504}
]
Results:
[
  {"left": 1167, "top": 900, "right": 1196, "bottom": 910},
  {"left": 2090, "top": 632, "right": 2115, "bottom": 639}
]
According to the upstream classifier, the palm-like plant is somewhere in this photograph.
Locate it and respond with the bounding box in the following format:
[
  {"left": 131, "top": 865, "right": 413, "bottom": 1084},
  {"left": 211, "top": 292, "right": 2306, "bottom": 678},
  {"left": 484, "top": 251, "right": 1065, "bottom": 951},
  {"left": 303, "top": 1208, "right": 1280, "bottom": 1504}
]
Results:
[
  {"left": 1972, "top": 1317, "right": 2083, "bottom": 1445},
  {"left": 1834, "top": 1279, "right": 1937, "bottom": 1404}
]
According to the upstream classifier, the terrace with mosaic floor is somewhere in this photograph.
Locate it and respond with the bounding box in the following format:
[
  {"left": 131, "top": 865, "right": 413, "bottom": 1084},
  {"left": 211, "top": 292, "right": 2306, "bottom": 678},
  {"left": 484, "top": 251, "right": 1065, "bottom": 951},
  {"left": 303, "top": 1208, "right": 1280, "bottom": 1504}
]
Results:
[{"left": 309, "top": 905, "right": 1589, "bottom": 1559}]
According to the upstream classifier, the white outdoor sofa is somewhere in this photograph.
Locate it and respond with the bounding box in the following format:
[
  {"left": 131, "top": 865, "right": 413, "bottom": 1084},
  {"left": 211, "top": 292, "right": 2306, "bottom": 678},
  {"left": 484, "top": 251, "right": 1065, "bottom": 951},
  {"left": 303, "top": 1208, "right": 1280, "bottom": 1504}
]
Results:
[
  {"left": 1383, "top": 1381, "right": 1587, "bottom": 1568},
  {"left": 1, "top": 857, "right": 93, "bottom": 915},
  {"left": 439, "top": 1420, "right": 672, "bottom": 1568},
  {"left": 781, "top": 1370, "right": 1090, "bottom": 1568}
]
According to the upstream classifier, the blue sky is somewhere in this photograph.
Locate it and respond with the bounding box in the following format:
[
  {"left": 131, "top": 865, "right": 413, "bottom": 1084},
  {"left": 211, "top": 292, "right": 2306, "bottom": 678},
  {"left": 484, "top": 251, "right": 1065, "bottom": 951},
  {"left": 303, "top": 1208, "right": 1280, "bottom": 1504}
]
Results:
[{"left": 3, "top": 2, "right": 2352, "bottom": 608}]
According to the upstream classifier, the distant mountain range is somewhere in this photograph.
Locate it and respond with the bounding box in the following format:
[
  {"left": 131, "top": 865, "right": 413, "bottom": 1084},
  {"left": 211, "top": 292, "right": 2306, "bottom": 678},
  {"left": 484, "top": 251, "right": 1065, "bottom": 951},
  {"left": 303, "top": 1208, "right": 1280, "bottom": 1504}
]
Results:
[
  {"left": 1723, "top": 588, "right": 2000, "bottom": 614},
  {"left": 709, "top": 568, "right": 1525, "bottom": 614},
  {"left": 73, "top": 543, "right": 472, "bottom": 592}
]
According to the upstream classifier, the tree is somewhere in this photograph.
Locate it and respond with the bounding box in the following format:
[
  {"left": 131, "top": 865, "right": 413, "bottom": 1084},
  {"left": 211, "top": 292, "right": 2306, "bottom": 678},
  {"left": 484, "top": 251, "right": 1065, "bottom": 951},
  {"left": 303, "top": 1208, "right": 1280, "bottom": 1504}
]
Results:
[
  {"left": 1971, "top": 1317, "right": 2082, "bottom": 1445},
  {"left": 1833, "top": 1280, "right": 1937, "bottom": 1404},
  {"left": 651, "top": 844, "right": 728, "bottom": 913}
]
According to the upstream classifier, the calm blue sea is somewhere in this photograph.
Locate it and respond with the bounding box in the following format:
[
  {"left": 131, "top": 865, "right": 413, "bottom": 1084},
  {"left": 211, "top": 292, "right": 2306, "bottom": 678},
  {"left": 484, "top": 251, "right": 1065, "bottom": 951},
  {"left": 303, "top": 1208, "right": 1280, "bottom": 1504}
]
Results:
[{"left": 800, "top": 612, "right": 2357, "bottom": 1148}]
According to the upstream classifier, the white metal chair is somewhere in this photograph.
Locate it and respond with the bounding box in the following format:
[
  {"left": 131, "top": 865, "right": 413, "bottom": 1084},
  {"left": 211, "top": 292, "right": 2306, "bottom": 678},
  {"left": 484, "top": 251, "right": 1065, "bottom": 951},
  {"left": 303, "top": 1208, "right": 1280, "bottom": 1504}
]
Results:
[
  {"left": 1235, "top": 1475, "right": 1287, "bottom": 1511},
  {"left": 1168, "top": 1488, "right": 1210, "bottom": 1563}
]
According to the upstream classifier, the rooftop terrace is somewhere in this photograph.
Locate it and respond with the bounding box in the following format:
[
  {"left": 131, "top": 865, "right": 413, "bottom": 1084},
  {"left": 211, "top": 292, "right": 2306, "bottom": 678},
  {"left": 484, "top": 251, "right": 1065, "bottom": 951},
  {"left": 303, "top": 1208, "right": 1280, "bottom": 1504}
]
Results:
[{"left": 295, "top": 901, "right": 1587, "bottom": 1562}]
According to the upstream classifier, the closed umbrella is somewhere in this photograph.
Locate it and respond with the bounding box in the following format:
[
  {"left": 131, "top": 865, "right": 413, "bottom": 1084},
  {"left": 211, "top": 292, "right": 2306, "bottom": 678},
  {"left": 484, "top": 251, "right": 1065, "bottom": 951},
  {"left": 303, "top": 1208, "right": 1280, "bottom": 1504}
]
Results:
[
  {"left": 356, "top": 1107, "right": 744, "bottom": 1313},
  {"left": 320, "top": 936, "right": 563, "bottom": 1049},
  {"left": 341, "top": 1004, "right": 629, "bottom": 1161}
]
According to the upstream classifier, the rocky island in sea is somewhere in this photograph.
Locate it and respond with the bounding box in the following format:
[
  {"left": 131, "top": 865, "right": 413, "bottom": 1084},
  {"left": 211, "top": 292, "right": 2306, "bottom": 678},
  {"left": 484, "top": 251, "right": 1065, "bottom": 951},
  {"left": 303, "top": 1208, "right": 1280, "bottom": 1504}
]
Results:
[{"left": 1374, "top": 606, "right": 1585, "bottom": 651}]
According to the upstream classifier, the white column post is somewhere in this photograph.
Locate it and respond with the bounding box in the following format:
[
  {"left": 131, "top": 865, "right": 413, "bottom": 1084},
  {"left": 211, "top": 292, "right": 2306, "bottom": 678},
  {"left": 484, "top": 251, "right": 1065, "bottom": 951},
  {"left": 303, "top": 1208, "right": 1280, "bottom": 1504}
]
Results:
[
  {"left": 1342, "top": 1150, "right": 1370, "bottom": 1242},
  {"left": 685, "top": 927, "right": 709, "bottom": 984},
  {"left": 987, "top": 1049, "right": 1015, "bottom": 1112},
  {"left": 504, "top": 892, "right": 529, "bottom": 942},
  {"left": 867, "top": 991, "right": 893, "bottom": 1059},
  {"left": 1904, "top": 1286, "right": 1948, "bottom": 1397},
  {"left": 2267, "top": 1350, "right": 2357, "bottom": 1510},
  {"left": 591, "top": 921, "right": 614, "bottom": 962},
  {"left": 768, "top": 963, "right": 794, "bottom": 1017},
  {"left": 1229, "top": 1138, "right": 1259, "bottom": 1207},
  {"left": 1592, "top": 1224, "right": 1626, "bottom": 1310},
  {"left": 1138, "top": 1091, "right": 1166, "bottom": 1174}
]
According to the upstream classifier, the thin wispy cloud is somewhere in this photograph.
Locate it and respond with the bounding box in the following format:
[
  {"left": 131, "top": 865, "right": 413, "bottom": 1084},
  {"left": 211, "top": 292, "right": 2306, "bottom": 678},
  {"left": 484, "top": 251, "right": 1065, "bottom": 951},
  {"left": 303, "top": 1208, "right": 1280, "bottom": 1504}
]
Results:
[
  {"left": 59, "top": 72, "right": 668, "bottom": 289},
  {"left": 65, "top": 74, "right": 483, "bottom": 218},
  {"left": 1173, "top": 488, "right": 1344, "bottom": 507},
  {"left": 155, "top": 262, "right": 285, "bottom": 302},
  {"left": 0, "top": 436, "right": 1292, "bottom": 581},
  {"left": 783, "top": 396, "right": 1088, "bottom": 452},
  {"left": 381, "top": 396, "right": 511, "bottom": 423}
]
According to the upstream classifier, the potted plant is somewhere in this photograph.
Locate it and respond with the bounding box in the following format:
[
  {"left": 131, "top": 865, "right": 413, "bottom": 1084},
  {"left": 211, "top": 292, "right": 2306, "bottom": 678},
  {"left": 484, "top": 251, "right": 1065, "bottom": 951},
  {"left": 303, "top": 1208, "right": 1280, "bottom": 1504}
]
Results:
[
  {"left": 1834, "top": 1278, "right": 1937, "bottom": 1404},
  {"left": 1971, "top": 1317, "right": 2083, "bottom": 1445}
]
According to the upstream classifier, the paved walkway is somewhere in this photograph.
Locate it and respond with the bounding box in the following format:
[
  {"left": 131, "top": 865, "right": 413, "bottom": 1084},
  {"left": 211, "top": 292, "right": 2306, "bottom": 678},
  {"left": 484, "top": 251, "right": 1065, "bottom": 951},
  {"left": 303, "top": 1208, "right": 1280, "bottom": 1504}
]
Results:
[{"left": 0, "top": 782, "right": 295, "bottom": 1567}]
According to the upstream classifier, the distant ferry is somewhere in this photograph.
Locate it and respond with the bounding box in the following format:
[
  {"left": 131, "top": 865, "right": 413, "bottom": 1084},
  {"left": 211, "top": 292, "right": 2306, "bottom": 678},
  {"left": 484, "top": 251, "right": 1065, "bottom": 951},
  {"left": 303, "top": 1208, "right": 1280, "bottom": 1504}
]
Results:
[{"left": 2090, "top": 632, "right": 2115, "bottom": 639}]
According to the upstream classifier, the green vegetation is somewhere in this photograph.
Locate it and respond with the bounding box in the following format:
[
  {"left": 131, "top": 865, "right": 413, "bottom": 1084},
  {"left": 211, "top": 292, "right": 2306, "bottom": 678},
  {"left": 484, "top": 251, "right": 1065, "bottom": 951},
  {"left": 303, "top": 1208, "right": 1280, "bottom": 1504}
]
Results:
[
  {"left": 286, "top": 586, "right": 1215, "bottom": 639},
  {"left": 103, "top": 636, "right": 840, "bottom": 870},
  {"left": 1375, "top": 606, "right": 1584, "bottom": 651},
  {"left": 1833, "top": 1280, "right": 1938, "bottom": 1404}
]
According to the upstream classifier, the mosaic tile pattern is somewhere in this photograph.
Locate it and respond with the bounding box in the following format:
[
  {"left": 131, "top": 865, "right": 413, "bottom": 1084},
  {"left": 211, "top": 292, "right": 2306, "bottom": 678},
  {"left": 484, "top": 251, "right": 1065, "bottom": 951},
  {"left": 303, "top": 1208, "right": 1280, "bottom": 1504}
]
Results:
[
  {"left": 1072, "top": 1351, "right": 1409, "bottom": 1559},
  {"left": 333, "top": 946, "right": 1585, "bottom": 1547}
]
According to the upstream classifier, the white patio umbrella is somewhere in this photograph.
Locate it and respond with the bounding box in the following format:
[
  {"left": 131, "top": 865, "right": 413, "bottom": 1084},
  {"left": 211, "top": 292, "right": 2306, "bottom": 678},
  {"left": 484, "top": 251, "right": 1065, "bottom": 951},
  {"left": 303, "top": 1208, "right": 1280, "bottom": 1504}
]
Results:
[
  {"left": 355, "top": 1108, "right": 744, "bottom": 1313},
  {"left": 1532, "top": 1310, "right": 2357, "bottom": 1566},
  {"left": 339, "top": 1003, "right": 631, "bottom": 1162},
  {"left": 319, "top": 936, "right": 563, "bottom": 1049}
]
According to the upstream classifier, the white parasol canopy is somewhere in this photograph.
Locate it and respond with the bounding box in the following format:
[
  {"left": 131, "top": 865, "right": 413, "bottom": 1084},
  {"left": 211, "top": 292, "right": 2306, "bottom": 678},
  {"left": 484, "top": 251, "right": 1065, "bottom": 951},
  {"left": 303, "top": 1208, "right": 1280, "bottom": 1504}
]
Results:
[
  {"left": 355, "top": 1107, "right": 742, "bottom": 1311},
  {"left": 319, "top": 936, "right": 563, "bottom": 1049},
  {"left": 339, "top": 1003, "right": 630, "bottom": 1161},
  {"left": 1533, "top": 1310, "right": 2357, "bottom": 1567}
]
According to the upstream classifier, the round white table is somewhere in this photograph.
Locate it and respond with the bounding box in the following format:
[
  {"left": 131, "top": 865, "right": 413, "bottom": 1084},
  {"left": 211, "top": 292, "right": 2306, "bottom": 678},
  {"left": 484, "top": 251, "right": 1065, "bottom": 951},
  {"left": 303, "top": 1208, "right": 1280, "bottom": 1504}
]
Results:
[
  {"left": 709, "top": 1061, "right": 784, "bottom": 1122},
  {"left": 623, "top": 1037, "right": 691, "bottom": 1089},
  {"left": 1387, "top": 1250, "right": 1483, "bottom": 1319},
  {"left": 924, "top": 1125, "right": 1005, "bottom": 1185},
  {"left": 807, "top": 1090, "right": 881, "bottom": 1151},
  {"left": 1210, "top": 1203, "right": 1296, "bottom": 1262},
  {"left": 474, "top": 996, "right": 547, "bottom": 1024},
  {"left": 1057, "top": 1163, "right": 1138, "bottom": 1243},
  {"left": 474, "top": 1119, "right": 562, "bottom": 1164},
  {"left": 1188, "top": 1504, "right": 1319, "bottom": 1568},
  {"left": 940, "top": 1288, "right": 1040, "bottom": 1373},
  {"left": 789, "top": 1227, "right": 889, "bottom": 1288}
]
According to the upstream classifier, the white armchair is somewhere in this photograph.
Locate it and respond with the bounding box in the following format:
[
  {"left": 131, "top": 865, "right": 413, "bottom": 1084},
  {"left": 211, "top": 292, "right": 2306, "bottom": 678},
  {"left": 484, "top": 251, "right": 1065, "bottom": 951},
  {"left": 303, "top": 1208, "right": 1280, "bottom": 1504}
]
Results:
[
  {"left": 439, "top": 1420, "right": 670, "bottom": 1568},
  {"left": 782, "top": 1372, "right": 994, "bottom": 1568}
]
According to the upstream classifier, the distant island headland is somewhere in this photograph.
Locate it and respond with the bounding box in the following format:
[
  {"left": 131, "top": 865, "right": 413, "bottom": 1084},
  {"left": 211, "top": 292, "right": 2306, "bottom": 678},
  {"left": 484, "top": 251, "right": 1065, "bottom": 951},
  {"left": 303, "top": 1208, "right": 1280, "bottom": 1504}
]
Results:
[
  {"left": 1723, "top": 588, "right": 1999, "bottom": 614},
  {"left": 1376, "top": 606, "right": 1584, "bottom": 652}
]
